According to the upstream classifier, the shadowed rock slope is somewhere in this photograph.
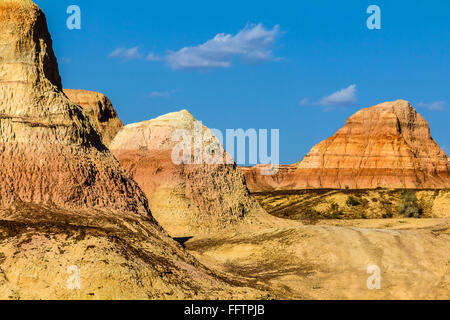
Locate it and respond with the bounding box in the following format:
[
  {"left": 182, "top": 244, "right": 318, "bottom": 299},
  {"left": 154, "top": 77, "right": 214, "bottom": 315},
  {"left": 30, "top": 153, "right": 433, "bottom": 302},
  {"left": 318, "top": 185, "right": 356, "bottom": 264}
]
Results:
[
  {"left": 0, "top": 0, "right": 264, "bottom": 299},
  {"left": 109, "top": 110, "right": 279, "bottom": 237},
  {"left": 243, "top": 100, "right": 450, "bottom": 191},
  {"left": 64, "top": 89, "right": 123, "bottom": 145}
]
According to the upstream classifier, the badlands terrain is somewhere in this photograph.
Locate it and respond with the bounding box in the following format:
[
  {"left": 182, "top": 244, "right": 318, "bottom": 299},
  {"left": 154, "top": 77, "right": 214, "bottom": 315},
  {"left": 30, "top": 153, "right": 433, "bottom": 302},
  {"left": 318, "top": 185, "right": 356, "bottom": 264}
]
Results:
[{"left": 0, "top": 0, "right": 448, "bottom": 300}]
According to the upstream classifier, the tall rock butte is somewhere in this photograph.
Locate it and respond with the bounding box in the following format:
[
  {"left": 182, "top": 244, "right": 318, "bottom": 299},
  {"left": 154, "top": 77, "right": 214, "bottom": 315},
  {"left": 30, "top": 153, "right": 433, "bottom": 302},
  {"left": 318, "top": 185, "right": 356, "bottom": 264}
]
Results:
[
  {"left": 243, "top": 100, "right": 450, "bottom": 191},
  {"left": 0, "top": 0, "right": 262, "bottom": 299},
  {"left": 0, "top": 0, "right": 144, "bottom": 213},
  {"left": 64, "top": 89, "right": 123, "bottom": 145},
  {"left": 109, "top": 110, "right": 275, "bottom": 236}
]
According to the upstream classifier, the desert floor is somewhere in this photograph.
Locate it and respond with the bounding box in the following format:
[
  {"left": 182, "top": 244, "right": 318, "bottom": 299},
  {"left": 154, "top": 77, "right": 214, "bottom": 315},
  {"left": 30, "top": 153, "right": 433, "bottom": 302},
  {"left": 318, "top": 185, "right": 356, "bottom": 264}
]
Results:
[{"left": 182, "top": 218, "right": 450, "bottom": 300}]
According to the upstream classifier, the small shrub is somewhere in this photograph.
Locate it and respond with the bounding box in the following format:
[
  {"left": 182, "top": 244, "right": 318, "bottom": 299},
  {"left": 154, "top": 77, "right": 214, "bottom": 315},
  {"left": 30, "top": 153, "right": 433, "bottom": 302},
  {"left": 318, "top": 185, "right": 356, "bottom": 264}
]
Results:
[
  {"left": 326, "top": 202, "right": 344, "bottom": 219},
  {"left": 397, "top": 190, "right": 423, "bottom": 218},
  {"left": 346, "top": 196, "right": 361, "bottom": 207}
]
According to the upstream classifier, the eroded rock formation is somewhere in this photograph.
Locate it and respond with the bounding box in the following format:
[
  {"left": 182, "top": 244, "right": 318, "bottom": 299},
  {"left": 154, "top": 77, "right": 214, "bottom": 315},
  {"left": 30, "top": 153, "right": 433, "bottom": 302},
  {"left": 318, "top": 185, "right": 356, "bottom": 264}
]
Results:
[
  {"left": 242, "top": 100, "right": 450, "bottom": 191},
  {"left": 0, "top": 0, "right": 262, "bottom": 299},
  {"left": 240, "top": 165, "right": 298, "bottom": 193},
  {"left": 109, "top": 110, "right": 275, "bottom": 236},
  {"left": 64, "top": 89, "right": 123, "bottom": 145},
  {"left": 0, "top": 0, "right": 145, "bottom": 213}
]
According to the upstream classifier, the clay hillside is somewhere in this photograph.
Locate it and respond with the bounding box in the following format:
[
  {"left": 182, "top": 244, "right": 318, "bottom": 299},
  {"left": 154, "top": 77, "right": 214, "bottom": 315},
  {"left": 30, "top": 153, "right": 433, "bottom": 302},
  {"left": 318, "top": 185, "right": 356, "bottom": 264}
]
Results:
[
  {"left": 243, "top": 100, "right": 450, "bottom": 191},
  {"left": 0, "top": 0, "right": 265, "bottom": 300},
  {"left": 109, "top": 110, "right": 278, "bottom": 237}
]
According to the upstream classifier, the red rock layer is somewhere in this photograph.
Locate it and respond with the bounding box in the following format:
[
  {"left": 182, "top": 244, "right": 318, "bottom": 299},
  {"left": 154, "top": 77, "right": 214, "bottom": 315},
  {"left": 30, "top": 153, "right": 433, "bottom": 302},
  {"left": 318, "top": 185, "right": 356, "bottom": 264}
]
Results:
[
  {"left": 240, "top": 165, "right": 297, "bottom": 192},
  {"left": 242, "top": 100, "right": 450, "bottom": 191}
]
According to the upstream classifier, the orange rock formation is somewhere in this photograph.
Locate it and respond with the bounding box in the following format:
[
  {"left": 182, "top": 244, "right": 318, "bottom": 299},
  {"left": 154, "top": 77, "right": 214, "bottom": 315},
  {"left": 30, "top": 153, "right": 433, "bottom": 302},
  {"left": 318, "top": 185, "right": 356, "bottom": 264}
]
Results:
[{"left": 243, "top": 100, "right": 450, "bottom": 191}]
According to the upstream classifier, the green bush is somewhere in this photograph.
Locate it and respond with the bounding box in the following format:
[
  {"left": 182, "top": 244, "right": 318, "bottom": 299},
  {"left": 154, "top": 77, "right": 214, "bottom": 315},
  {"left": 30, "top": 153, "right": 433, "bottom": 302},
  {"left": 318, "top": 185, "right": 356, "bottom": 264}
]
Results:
[
  {"left": 397, "top": 190, "right": 423, "bottom": 218},
  {"left": 346, "top": 196, "right": 361, "bottom": 207},
  {"left": 326, "top": 203, "right": 344, "bottom": 219}
]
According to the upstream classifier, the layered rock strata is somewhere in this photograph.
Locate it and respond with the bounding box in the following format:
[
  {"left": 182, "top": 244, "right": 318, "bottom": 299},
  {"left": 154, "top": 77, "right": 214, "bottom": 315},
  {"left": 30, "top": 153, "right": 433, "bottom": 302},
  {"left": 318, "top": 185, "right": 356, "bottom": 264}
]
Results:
[{"left": 242, "top": 100, "right": 450, "bottom": 191}]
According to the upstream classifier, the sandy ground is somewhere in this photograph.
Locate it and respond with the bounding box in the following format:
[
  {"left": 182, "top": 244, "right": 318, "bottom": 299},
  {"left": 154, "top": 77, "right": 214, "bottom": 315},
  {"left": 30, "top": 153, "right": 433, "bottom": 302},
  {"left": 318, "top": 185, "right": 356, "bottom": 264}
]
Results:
[{"left": 183, "top": 218, "right": 450, "bottom": 300}]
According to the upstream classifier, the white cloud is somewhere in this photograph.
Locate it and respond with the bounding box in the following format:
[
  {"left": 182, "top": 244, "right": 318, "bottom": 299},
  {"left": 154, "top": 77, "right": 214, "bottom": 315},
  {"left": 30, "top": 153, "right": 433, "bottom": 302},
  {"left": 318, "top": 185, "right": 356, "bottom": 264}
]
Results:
[
  {"left": 320, "top": 84, "right": 357, "bottom": 106},
  {"left": 148, "top": 90, "right": 176, "bottom": 98},
  {"left": 417, "top": 101, "right": 446, "bottom": 111},
  {"left": 300, "top": 84, "right": 358, "bottom": 108},
  {"left": 166, "top": 23, "right": 282, "bottom": 70},
  {"left": 108, "top": 47, "right": 141, "bottom": 60}
]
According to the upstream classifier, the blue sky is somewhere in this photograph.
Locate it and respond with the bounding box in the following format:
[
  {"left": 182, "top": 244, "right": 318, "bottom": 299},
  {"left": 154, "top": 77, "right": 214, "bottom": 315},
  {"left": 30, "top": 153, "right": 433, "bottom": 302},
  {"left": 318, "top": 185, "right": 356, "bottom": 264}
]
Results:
[{"left": 35, "top": 0, "right": 449, "bottom": 163}]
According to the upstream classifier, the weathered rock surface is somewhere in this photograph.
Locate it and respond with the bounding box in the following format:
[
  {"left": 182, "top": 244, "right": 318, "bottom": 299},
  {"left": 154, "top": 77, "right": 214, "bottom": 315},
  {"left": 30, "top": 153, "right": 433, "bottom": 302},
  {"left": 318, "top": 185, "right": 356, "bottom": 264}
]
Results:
[
  {"left": 0, "top": 0, "right": 146, "bottom": 214},
  {"left": 109, "top": 110, "right": 277, "bottom": 237},
  {"left": 242, "top": 100, "right": 450, "bottom": 191},
  {"left": 64, "top": 89, "right": 123, "bottom": 145},
  {"left": 0, "top": 0, "right": 264, "bottom": 299}
]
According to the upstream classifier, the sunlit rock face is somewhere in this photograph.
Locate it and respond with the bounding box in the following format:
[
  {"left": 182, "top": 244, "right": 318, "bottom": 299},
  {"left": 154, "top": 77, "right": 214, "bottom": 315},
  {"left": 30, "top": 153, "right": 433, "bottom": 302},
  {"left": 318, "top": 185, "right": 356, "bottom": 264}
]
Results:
[
  {"left": 109, "top": 110, "right": 275, "bottom": 237},
  {"left": 0, "top": 0, "right": 147, "bottom": 212},
  {"left": 242, "top": 100, "right": 450, "bottom": 191}
]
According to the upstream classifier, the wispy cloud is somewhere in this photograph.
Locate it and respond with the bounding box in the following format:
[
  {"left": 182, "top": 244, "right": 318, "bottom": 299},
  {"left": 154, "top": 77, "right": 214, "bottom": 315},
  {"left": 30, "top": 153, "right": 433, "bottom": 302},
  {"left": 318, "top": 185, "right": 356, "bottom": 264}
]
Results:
[
  {"left": 146, "top": 52, "right": 162, "bottom": 61},
  {"left": 148, "top": 90, "right": 176, "bottom": 98},
  {"left": 417, "top": 101, "right": 446, "bottom": 111},
  {"left": 111, "top": 24, "right": 282, "bottom": 70},
  {"left": 300, "top": 84, "right": 358, "bottom": 109},
  {"left": 166, "top": 24, "right": 282, "bottom": 70},
  {"left": 59, "top": 57, "right": 72, "bottom": 64},
  {"left": 108, "top": 47, "right": 141, "bottom": 60},
  {"left": 320, "top": 84, "right": 357, "bottom": 106}
]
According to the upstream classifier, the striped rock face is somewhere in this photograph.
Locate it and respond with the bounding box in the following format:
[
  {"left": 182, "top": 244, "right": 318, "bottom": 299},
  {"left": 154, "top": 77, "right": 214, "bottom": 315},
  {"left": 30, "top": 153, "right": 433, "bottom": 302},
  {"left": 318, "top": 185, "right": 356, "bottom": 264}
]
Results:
[
  {"left": 109, "top": 110, "right": 275, "bottom": 237},
  {"left": 0, "top": 0, "right": 149, "bottom": 213},
  {"left": 242, "top": 100, "right": 450, "bottom": 191}
]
